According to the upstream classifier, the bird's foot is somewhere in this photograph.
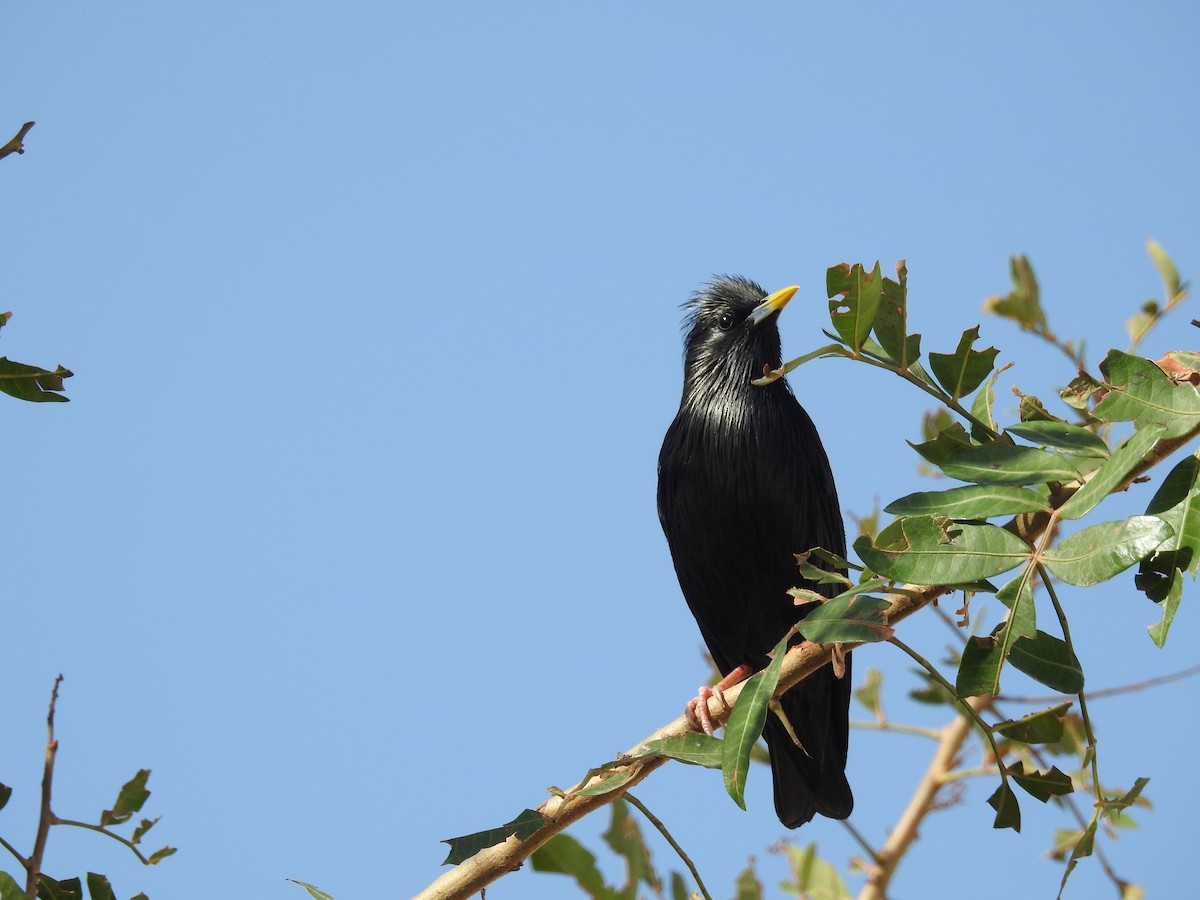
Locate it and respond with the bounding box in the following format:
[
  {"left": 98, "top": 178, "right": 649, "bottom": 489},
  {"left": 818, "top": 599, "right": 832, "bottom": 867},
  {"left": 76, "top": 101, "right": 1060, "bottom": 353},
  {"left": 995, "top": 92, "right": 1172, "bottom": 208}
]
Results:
[{"left": 685, "top": 664, "right": 753, "bottom": 735}]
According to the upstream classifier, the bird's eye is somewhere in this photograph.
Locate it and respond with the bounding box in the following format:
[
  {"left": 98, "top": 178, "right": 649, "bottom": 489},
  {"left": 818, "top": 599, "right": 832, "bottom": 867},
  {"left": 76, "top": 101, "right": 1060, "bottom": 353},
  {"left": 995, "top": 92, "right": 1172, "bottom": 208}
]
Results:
[{"left": 717, "top": 311, "right": 736, "bottom": 330}]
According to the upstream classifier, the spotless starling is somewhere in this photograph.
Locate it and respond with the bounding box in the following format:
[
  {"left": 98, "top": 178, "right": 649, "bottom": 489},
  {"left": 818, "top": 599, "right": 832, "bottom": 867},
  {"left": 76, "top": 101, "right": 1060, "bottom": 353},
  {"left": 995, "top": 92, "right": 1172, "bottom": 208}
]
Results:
[{"left": 657, "top": 276, "right": 853, "bottom": 828}]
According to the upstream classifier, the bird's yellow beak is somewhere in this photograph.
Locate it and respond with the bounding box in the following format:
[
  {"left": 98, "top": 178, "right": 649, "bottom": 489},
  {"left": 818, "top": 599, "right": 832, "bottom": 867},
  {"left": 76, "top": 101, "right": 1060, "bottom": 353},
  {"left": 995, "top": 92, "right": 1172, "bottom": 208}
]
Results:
[{"left": 748, "top": 285, "right": 799, "bottom": 325}]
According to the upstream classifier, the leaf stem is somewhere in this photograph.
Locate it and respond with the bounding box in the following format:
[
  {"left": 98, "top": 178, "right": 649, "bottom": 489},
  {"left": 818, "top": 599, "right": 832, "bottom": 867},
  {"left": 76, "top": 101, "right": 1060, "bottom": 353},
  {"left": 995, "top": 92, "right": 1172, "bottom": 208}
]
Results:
[
  {"left": 623, "top": 792, "right": 712, "bottom": 900},
  {"left": 886, "top": 638, "right": 1007, "bottom": 783},
  {"left": 1036, "top": 564, "right": 1103, "bottom": 807}
]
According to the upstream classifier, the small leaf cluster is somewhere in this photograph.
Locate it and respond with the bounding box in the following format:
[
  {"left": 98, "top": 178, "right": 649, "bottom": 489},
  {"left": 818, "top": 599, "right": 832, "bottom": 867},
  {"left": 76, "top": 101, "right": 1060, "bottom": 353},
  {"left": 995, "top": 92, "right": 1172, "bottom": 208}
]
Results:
[{"left": 0, "top": 770, "right": 173, "bottom": 900}]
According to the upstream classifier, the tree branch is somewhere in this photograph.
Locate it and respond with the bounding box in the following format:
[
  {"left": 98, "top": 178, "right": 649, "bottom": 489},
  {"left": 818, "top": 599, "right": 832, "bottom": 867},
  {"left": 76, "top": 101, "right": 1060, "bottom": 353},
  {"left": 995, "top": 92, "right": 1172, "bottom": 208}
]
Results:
[
  {"left": 27, "top": 675, "right": 63, "bottom": 899},
  {"left": 859, "top": 694, "right": 990, "bottom": 900},
  {"left": 413, "top": 583, "right": 948, "bottom": 900}
]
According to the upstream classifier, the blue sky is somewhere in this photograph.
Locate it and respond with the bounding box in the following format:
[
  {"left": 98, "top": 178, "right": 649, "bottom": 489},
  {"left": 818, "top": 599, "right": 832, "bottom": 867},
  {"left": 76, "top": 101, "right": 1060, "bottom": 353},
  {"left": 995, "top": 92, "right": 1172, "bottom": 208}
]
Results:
[{"left": 3, "top": 2, "right": 1197, "bottom": 898}]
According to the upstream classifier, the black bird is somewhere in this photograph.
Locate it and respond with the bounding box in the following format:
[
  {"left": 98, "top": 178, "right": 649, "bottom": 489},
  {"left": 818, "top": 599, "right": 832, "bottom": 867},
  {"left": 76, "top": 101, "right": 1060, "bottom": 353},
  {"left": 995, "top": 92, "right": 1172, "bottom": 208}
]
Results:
[{"left": 657, "top": 275, "right": 853, "bottom": 828}]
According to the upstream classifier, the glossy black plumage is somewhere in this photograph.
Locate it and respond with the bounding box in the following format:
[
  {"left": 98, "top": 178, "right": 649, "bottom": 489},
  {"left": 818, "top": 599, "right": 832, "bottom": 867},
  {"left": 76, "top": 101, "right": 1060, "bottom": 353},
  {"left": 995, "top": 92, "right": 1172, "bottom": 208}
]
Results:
[{"left": 657, "top": 275, "right": 853, "bottom": 828}]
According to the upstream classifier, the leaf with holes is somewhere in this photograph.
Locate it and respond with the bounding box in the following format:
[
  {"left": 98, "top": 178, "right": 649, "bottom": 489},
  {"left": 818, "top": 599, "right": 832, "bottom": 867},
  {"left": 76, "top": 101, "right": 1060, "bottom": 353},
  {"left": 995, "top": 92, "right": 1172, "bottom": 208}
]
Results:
[
  {"left": 854, "top": 517, "right": 1031, "bottom": 584},
  {"left": 1093, "top": 349, "right": 1200, "bottom": 438},
  {"left": 826, "top": 262, "right": 882, "bottom": 351},
  {"left": 872, "top": 262, "right": 922, "bottom": 369}
]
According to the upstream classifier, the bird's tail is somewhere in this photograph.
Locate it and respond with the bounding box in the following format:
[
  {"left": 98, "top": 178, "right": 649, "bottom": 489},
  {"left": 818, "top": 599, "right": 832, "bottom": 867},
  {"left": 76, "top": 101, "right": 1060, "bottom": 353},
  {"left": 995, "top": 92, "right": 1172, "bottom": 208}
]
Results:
[{"left": 763, "top": 661, "right": 853, "bottom": 828}]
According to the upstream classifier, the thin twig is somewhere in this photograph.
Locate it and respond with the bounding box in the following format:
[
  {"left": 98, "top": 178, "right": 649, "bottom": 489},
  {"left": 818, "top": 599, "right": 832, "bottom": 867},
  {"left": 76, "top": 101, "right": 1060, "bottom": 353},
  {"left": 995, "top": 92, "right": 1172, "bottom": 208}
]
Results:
[
  {"left": 859, "top": 694, "right": 990, "bottom": 900},
  {"left": 848, "top": 720, "right": 942, "bottom": 740},
  {"left": 838, "top": 817, "right": 881, "bottom": 865},
  {"left": 623, "top": 793, "right": 712, "bottom": 900},
  {"left": 996, "top": 663, "right": 1200, "bottom": 705},
  {"left": 27, "top": 675, "right": 63, "bottom": 899},
  {"left": 49, "top": 819, "right": 154, "bottom": 865}
]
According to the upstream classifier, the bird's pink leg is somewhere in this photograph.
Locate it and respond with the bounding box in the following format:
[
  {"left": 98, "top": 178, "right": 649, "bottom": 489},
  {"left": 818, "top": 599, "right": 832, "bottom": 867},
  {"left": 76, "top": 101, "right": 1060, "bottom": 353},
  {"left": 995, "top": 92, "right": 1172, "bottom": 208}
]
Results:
[{"left": 685, "top": 664, "right": 754, "bottom": 735}]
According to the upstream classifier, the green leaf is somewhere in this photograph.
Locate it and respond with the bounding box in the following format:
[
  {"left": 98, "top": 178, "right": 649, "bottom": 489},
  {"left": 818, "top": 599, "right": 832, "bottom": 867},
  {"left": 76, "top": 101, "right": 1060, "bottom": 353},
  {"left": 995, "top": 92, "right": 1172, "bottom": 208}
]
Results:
[
  {"left": 636, "top": 733, "right": 723, "bottom": 768},
  {"left": 286, "top": 880, "right": 336, "bottom": 900},
  {"left": 734, "top": 864, "right": 763, "bottom": 900},
  {"left": 670, "top": 872, "right": 689, "bottom": 900},
  {"left": 441, "top": 809, "right": 545, "bottom": 865},
  {"left": 1108, "top": 777, "right": 1151, "bottom": 814},
  {"left": 1092, "top": 350, "right": 1200, "bottom": 438},
  {"left": 1006, "top": 421, "right": 1110, "bottom": 458},
  {"left": 602, "top": 800, "right": 659, "bottom": 896},
  {"left": 1007, "top": 631, "right": 1084, "bottom": 693},
  {"left": 1137, "top": 450, "right": 1200, "bottom": 585},
  {"left": 983, "top": 255, "right": 1046, "bottom": 333},
  {"left": 993, "top": 703, "right": 1071, "bottom": 744},
  {"left": 987, "top": 781, "right": 1021, "bottom": 831},
  {"left": 722, "top": 638, "right": 786, "bottom": 810},
  {"left": 1059, "top": 817, "right": 1098, "bottom": 895},
  {"left": 885, "top": 485, "right": 1049, "bottom": 519},
  {"left": 101, "top": 770, "right": 151, "bottom": 826},
  {"left": 909, "top": 421, "right": 978, "bottom": 466},
  {"left": 1147, "top": 239, "right": 1181, "bottom": 300},
  {"left": 37, "top": 876, "right": 81, "bottom": 900},
  {"left": 1060, "top": 370, "right": 1105, "bottom": 412},
  {"left": 997, "top": 570, "right": 1037, "bottom": 639},
  {"left": 145, "top": 846, "right": 176, "bottom": 865},
  {"left": 0, "top": 784, "right": 10, "bottom": 813},
  {"left": 854, "top": 517, "right": 1031, "bottom": 584},
  {"left": 0, "top": 873, "right": 24, "bottom": 900},
  {"left": 927, "top": 326, "right": 1000, "bottom": 400},
  {"left": 1057, "top": 423, "right": 1166, "bottom": 520},
  {"left": 0, "top": 358, "right": 72, "bottom": 402},
  {"left": 84, "top": 874, "right": 116, "bottom": 900},
  {"left": 780, "top": 843, "right": 853, "bottom": 899},
  {"left": 575, "top": 766, "right": 639, "bottom": 797},
  {"left": 940, "top": 445, "right": 1082, "bottom": 486},
  {"left": 956, "top": 635, "right": 1004, "bottom": 697},
  {"left": 1146, "top": 568, "right": 1183, "bottom": 648},
  {"left": 970, "top": 362, "right": 1012, "bottom": 436},
  {"left": 130, "top": 817, "right": 159, "bottom": 845},
  {"left": 826, "top": 262, "right": 883, "bottom": 351},
  {"left": 872, "top": 262, "right": 921, "bottom": 370},
  {"left": 909, "top": 667, "right": 957, "bottom": 706},
  {"left": 1041, "top": 516, "right": 1173, "bottom": 586},
  {"left": 797, "top": 594, "right": 893, "bottom": 644},
  {"left": 1008, "top": 761, "right": 1074, "bottom": 803},
  {"left": 854, "top": 668, "right": 883, "bottom": 716},
  {"left": 1018, "top": 391, "right": 1068, "bottom": 423}
]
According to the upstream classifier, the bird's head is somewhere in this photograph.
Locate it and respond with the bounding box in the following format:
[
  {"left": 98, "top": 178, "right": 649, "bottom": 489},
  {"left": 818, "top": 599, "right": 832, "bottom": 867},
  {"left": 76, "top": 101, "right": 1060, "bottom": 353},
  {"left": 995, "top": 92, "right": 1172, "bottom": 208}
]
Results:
[{"left": 680, "top": 275, "right": 798, "bottom": 398}]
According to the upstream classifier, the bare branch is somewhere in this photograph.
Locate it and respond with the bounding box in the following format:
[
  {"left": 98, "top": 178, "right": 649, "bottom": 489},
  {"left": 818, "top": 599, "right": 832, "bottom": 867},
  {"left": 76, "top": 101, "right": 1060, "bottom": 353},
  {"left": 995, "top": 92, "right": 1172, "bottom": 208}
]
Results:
[
  {"left": 27, "top": 675, "right": 63, "bottom": 899},
  {"left": 859, "top": 695, "right": 990, "bottom": 900}
]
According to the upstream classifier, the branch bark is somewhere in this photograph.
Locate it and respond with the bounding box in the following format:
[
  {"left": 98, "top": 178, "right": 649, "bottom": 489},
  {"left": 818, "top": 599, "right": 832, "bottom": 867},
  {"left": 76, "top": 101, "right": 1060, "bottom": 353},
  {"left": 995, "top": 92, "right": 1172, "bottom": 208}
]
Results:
[{"left": 858, "top": 694, "right": 990, "bottom": 900}]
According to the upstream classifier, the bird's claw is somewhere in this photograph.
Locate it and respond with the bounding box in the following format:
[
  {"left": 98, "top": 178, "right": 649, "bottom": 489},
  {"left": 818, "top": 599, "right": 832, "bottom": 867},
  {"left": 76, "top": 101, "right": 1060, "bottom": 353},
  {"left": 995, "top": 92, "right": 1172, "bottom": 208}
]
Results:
[{"left": 685, "top": 684, "right": 734, "bottom": 735}]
